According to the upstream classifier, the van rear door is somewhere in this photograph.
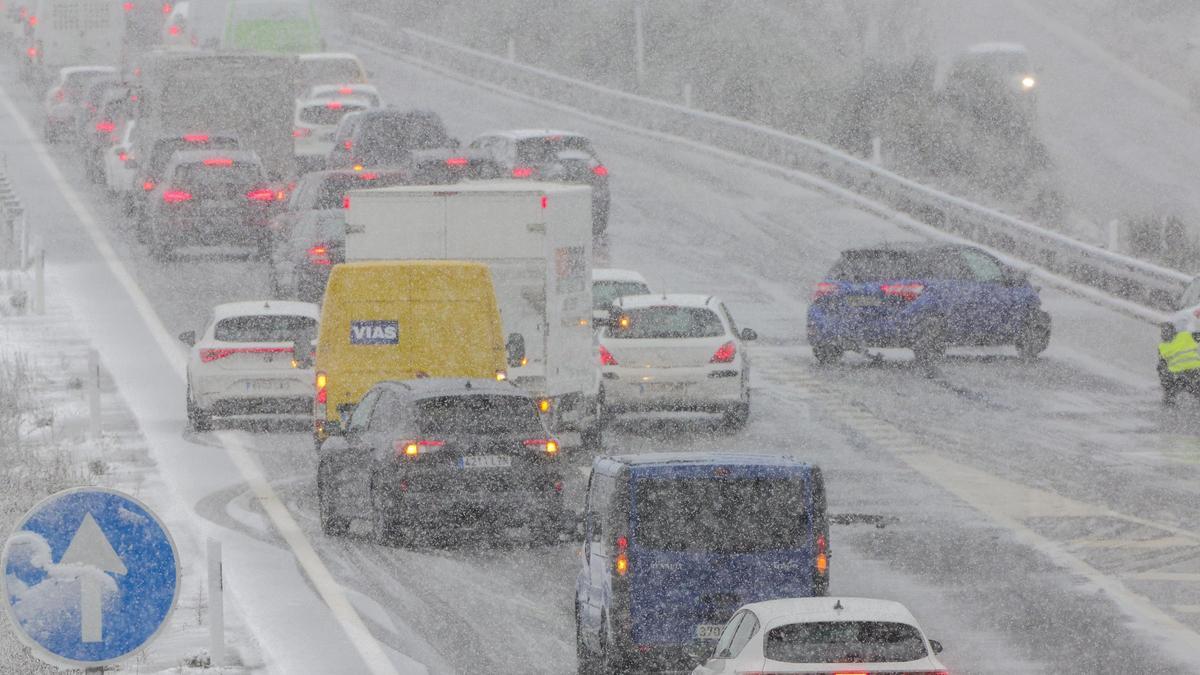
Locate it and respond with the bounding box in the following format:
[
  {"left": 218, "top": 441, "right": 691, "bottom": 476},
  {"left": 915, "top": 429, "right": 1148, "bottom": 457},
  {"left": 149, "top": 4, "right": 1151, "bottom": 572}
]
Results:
[{"left": 627, "top": 467, "right": 818, "bottom": 649}]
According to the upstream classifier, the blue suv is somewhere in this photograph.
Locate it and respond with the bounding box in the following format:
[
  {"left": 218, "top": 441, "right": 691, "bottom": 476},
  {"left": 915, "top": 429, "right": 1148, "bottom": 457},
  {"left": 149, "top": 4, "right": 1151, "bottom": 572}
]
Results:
[
  {"left": 575, "top": 453, "right": 829, "bottom": 674},
  {"left": 806, "top": 243, "right": 1051, "bottom": 364}
]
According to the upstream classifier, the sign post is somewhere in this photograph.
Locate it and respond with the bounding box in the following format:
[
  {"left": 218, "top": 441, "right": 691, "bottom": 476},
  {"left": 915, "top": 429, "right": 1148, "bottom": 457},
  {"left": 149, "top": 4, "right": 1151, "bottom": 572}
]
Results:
[{"left": 1, "top": 488, "right": 180, "bottom": 669}]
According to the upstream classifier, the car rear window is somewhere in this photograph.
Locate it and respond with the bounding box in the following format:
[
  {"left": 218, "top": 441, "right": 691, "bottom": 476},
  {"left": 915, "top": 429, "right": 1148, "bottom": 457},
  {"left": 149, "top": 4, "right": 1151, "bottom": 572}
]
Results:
[
  {"left": 312, "top": 173, "right": 406, "bottom": 210},
  {"left": 150, "top": 137, "right": 239, "bottom": 176},
  {"left": 827, "top": 249, "right": 969, "bottom": 282},
  {"left": 299, "top": 102, "right": 366, "bottom": 126},
  {"left": 634, "top": 477, "right": 810, "bottom": 553},
  {"left": 173, "top": 162, "right": 263, "bottom": 190},
  {"left": 593, "top": 281, "right": 650, "bottom": 309},
  {"left": 214, "top": 315, "right": 316, "bottom": 342},
  {"left": 763, "top": 621, "right": 927, "bottom": 663},
  {"left": 359, "top": 114, "right": 451, "bottom": 155},
  {"left": 608, "top": 306, "right": 724, "bottom": 339},
  {"left": 415, "top": 395, "right": 544, "bottom": 435},
  {"left": 516, "top": 136, "right": 595, "bottom": 164}
]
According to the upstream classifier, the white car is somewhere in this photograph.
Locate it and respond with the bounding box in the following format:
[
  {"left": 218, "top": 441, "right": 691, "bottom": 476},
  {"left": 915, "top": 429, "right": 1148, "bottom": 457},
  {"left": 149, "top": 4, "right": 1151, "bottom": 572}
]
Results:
[
  {"left": 304, "top": 83, "right": 383, "bottom": 109},
  {"left": 592, "top": 267, "right": 650, "bottom": 322},
  {"left": 692, "top": 597, "right": 948, "bottom": 675},
  {"left": 293, "top": 96, "right": 373, "bottom": 170},
  {"left": 599, "top": 293, "right": 755, "bottom": 428},
  {"left": 161, "top": 1, "right": 192, "bottom": 47},
  {"left": 180, "top": 301, "right": 319, "bottom": 431},
  {"left": 103, "top": 118, "right": 137, "bottom": 198}
]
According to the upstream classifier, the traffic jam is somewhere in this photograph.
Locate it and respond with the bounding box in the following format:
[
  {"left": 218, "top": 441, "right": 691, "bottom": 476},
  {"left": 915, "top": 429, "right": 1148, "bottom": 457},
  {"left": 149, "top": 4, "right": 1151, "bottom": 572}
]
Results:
[{"left": 1, "top": 1, "right": 1196, "bottom": 674}]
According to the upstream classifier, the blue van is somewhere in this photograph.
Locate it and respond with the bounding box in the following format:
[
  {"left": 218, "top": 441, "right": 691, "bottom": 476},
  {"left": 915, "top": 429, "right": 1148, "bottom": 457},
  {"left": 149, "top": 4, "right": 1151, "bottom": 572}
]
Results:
[{"left": 574, "top": 453, "right": 829, "bottom": 673}]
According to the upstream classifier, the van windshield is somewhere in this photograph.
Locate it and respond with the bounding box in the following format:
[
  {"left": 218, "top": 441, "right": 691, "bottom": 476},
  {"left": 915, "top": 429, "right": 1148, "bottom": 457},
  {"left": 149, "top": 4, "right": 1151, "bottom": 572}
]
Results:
[{"left": 633, "top": 477, "right": 809, "bottom": 553}]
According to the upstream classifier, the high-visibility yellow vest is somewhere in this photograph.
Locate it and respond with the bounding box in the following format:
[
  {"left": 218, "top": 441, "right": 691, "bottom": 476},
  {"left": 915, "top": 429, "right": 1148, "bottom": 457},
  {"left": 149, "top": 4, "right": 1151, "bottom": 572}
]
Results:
[{"left": 1158, "top": 332, "right": 1200, "bottom": 373}]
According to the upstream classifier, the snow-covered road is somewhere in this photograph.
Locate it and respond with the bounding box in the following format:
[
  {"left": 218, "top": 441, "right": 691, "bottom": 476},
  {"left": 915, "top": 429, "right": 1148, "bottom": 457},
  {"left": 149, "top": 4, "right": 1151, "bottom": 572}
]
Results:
[{"left": 2, "top": 11, "right": 1199, "bottom": 673}]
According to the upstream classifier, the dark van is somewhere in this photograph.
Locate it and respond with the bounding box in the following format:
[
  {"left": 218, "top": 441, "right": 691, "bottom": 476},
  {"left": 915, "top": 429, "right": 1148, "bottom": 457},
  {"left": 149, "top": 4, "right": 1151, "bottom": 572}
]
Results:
[{"left": 574, "top": 453, "right": 829, "bottom": 673}]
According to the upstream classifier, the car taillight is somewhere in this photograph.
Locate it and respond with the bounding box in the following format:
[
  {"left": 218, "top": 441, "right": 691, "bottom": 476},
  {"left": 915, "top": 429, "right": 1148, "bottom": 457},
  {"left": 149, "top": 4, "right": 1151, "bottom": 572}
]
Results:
[
  {"left": 511, "top": 166, "right": 534, "bottom": 178},
  {"left": 816, "top": 533, "right": 829, "bottom": 579},
  {"left": 52, "top": 88, "right": 64, "bottom": 102},
  {"left": 614, "top": 535, "right": 629, "bottom": 576},
  {"left": 26, "top": 46, "right": 36, "bottom": 58},
  {"left": 123, "top": 1, "right": 133, "bottom": 10},
  {"left": 246, "top": 188, "right": 275, "bottom": 202},
  {"left": 358, "top": 172, "right": 378, "bottom": 181},
  {"left": 395, "top": 439, "right": 444, "bottom": 458},
  {"left": 183, "top": 133, "right": 209, "bottom": 143},
  {"left": 813, "top": 282, "right": 838, "bottom": 300},
  {"left": 162, "top": 2, "right": 172, "bottom": 14},
  {"left": 118, "top": 151, "right": 129, "bottom": 163},
  {"left": 523, "top": 438, "right": 559, "bottom": 455},
  {"left": 445, "top": 156, "right": 469, "bottom": 167},
  {"left": 342, "top": 194, "right": 350, "bottom": 209},
  {"left": 307, "top": 244, "right": 331, "bottom": 266},
  {"left": 338, "top": 86, "right": 354, "bottom": 95},
  {"left": 880, "top": 282, "right": 925, "bottom": 302},
  {"left": 292, "top": 127, "right": 311, "bottom": 138},
  {"left": 342, "top": 139, "right": 352, "bottom": 151},
  {"left": 162, "top": 189, "right": 192, "bottom": 203},
  {"left": 599, "top": 345, "right": 618, "bottom": 366},
  {"left": 325, "top": 100, "right": 343, "bottom": 110},
  {"left": 203, "top": 157, "right": 233, "bottom": 167},
  {"left": 168, "top": 23, "right": 181, "bottom": 35},
  {"left": 711, "top": 341, "right": 736, "bottom": 363},
  {"left": 95, "top": 120, "right": 116, "bottom": 134},
  {"left": 200, "top": 347, "right": 290, "bottom": 362},
  {"left": 315, "top": 371, "right": 327, "bottom": 404},
  {"left": 142, "top": 180, "right": 156, "bottom": 191},
  {"left": 592, "top": 165, "right": 608, "bottom": 176}
]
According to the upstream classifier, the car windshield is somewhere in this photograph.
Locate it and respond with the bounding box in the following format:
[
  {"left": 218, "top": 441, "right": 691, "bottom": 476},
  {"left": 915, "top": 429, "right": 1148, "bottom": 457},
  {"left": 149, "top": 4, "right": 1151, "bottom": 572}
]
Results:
[
  {"left": 516, "top": 136, "right": 595, "bottom": 164},
  {"left": 633, "top": 477, "right": 809, "bottom": 553},
  {"left": 593, "top": 281, "right": 650, "bottom": 309},
  {"left": 607, "top": 306, "right": 725, "bottom": 339},
  {"left": 213, "top": 315, "right": 316, "bottom": 342},
  {"left": 763, "top": 621, "right": 928, "bottom": 663},
  {"left": 415, "top": 395, "right": 545, "bottom": 435}
]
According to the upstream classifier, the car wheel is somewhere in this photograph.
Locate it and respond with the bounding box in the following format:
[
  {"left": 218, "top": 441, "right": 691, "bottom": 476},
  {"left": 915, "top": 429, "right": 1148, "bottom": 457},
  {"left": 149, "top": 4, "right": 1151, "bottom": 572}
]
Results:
[
  {"left": 912, "top": 319, "right": 948, "bottom": 364},
  {"left": 317, "top": 461, "right": 351, "bottom": 536},
  {"left": 186, "top": 386, "right": 213, "bottom": 432},
  {"left": 369, "top": 475, "right": 407, "bottom": 546},
  {"left": 596, "top": 619, "right": 620, "bottom": 675},
  {"left": 1015, "top": 309, "right": 1051, "bottom": 360},
  {"left": 812, "top": 343, "right": 843, "bottom": 365},
  {"left": 576, "top": 606, "right": 598, "bottom": 675}
]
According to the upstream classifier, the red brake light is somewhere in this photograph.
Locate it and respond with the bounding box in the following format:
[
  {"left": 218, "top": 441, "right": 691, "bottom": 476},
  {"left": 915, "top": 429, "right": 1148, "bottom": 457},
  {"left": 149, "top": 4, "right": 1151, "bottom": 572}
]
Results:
[
  {"left": 95, "top": 120, "right": 115, "bottom": 134},
  {"left": 325, "top": 101, "right": 344, "bottom": 110},
  {"left": 710, "top": 341, "right": 737, "bottom": 364},
  {"left": 168, "top": 23, "right": 181, "bottom": 35},
  {"left": 813, "top": 282, "right": 838, "bottom": 300},
  {"left": 880, "top": 282, "right": 925, "bottom": 302},
  {"left": 307, "top": 244, "right": 331, "bottom": 266},
  {"left": 315, "top": 371, "right": 327, "bottom": 404},
  {"left": 445, "top": 156, "right": 469, "bottom": 167},
  {"left": 511, "top": 166, "right": 534, "bottom": 178},
  {"left": 142, "top": 180, "right": 156, "bottom": 191},
  {"left": 816, "top": 534, "right": 828, "bottom": 576},
  {"left": 199, "top": 347, "right": 291, "bottom": 363},
  {"left": 161, "top": 189, "right": 192, "bottom": 203},
  {"left": 292, "top": 127, "right": 311, "bottom": 138},
  {"left": 342, "top": 139, "right": 352, "bottom": 151},
  {"left": 26, "top": 47, "right": 36, "bottom": 58},
  {"left": 338, "top": 86, "right": 353, "bottom": 95},
  {"left": 118, "top": 151, "right": 128, "bottom": 162},
  {"left": 599, "top": 345, "right": 618, "bottom": 366},
  {"left": 183, "top": 133, "right": 209, "bottom": 143},
  {"left": 615, "top": 534, "right": 629, "bottom": 576},
  {"left": 123, "top": 2, "right": 133, "bottom": 11},
  {"left": 28, "top": 15, "right": 36, "bottom": 26},
  {"left": 246, "top": 188, "right": 275, "bottom": 202},
  {"left": 162, "top": 2, "right": 171, "bottom": 14},
  {"left": 52, "top": 88, "right": 64, "bottom": 102},
  {"left": 592, "top": 165, "right": 608, "bottom": 176},
  {"left": 203, "top": 157, "right": 233, "bottom": 167},
  {"left": 342, "top": 194, "right": 350, "bottom": 209},
  {"left": 358, "top": 172, "right": 378, "bottom": 180}
]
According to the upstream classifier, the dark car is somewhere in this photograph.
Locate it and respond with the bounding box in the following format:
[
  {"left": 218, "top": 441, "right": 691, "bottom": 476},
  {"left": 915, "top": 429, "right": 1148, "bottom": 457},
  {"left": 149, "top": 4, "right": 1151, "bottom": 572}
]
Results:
[
  {"left": 324, "top": 108, "right": 489, "bottom": 182},
  {"left": 144, "top": 150, "right": 279, "bottom": 259},
  {"left": 79, "top": 86, "right": 132, "bottom": 184},
  {"left": 316, "top": 378, "right": 565, "bottom": 545},
  {"left": 468, "top": 129, "right": 611, "bottom": 237},
  {"left": 71, "top": 76, "right": 121, "bottom": 142},
  {"left": 942, "top": 42, "right": 1038, "bottom": 131},
  {"left": 268, "top": 168, "right": 409, "bottom": 302},
  {"left": 129, "top": 132, "right": 240, "bottom": 226},
  {"left": 806, "top": 242, "right": 1051, "bottom": 364}
]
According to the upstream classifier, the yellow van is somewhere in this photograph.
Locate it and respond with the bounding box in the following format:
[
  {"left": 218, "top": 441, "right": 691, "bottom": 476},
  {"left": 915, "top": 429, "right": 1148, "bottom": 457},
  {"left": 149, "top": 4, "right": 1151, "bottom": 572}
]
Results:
[{"left": 307, "top": 260, "right": 520, "bottom": 439}]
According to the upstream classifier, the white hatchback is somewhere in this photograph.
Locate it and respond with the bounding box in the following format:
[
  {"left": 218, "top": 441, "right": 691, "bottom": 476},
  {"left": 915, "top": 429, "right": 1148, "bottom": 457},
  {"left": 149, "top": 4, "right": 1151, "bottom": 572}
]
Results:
[
  {"left": 181, "top": 301, "right": 319, "bottom": 431},
  {"left": 692, "top": 597, "right": 948, "bottom": 675},
  {"left": 599, "top": 293, "right": 755, "bottom": 428},
  {"left": 104, "top": 119, "right": 137, "bottom": 198},
  {"left": 592, "top": 267, "right": 650, "bottom": 320},
  {"left": 293, "top": 96, "right": 374, "bottom": 169}
]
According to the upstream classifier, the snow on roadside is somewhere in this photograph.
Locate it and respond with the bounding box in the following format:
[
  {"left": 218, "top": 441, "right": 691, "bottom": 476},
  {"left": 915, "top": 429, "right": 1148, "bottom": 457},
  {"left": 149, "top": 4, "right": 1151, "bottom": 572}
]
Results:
[{"left": 0, "top": 274, "right": 265, "bottom": 673}]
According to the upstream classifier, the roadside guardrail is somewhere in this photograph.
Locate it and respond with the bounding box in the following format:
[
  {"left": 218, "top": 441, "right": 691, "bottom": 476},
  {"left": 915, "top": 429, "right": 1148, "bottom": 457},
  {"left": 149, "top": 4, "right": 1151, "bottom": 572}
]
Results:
[{"left": 349, "top": 12, "right": 1192, "bottom": 312}]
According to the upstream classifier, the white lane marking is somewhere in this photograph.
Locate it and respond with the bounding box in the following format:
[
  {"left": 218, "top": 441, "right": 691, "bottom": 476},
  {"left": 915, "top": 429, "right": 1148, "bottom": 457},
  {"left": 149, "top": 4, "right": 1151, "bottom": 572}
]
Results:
[
  {"left": 1069, "top": 537, "right": 1200, "bottom": 550},
  {"left": 1173, "top": 605, "right": 1200, "bottom": 614},
  {"left": 0, "top": 83, "right": 400, "bottom": 675},
  {"left": 1125, "top": 572, "right": 1200, "bottom": 583}
]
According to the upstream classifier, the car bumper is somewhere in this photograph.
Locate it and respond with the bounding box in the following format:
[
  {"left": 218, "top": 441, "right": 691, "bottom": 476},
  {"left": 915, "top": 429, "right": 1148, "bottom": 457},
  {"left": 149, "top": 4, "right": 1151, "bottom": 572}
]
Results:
[
  {"left": 154, "top": 212, "right": 270, "bottom": 244},
  {"left": 806, "top": 307, "right": 918, "bottom": 348},
  {"left": 194, "top": 371, "right": 312, "bottom": 411},
  {"left": 603, "top": 366, "right": 742, "bottom": 412},
  {"left": 376, "top": 481, "right": 563, "bottom": 528}
]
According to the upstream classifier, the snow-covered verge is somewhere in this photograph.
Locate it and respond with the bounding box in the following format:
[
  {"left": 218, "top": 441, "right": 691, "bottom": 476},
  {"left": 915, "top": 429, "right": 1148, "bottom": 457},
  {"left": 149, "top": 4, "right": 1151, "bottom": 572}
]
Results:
[{"left": 0, "top": 274, "right": 264, "bottom": 673}]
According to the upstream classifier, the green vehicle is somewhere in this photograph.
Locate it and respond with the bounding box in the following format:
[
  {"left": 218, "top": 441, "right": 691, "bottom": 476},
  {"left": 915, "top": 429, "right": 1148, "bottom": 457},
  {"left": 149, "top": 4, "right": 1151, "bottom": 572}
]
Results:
[{"left": 224, "top": 0, "right": 322, "bottom": 54}]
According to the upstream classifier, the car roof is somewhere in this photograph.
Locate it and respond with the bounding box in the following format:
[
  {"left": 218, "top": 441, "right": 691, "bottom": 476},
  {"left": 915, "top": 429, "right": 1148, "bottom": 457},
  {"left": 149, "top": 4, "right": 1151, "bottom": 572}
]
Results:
[
  {"left": 593, "top": 268, "right": 648, "bottom": 284},
  {"left": 297, "top": 96, "right": 373, "bottom": 109},
  {"left": 169, "top": 149, "right": 261, "bottom": 164},
  {"left": 615, "top": 293, "right": 718, "bottom": 309},
  {"left": 375, "top": 378, "right": 527, "bottom": 398},
  {"left": 841, "top": 241, "right": 968, "bottom": 255},
  {"left": 739, "top": 597, "right": 920, "bottom": 628},
  {"left": 61, "top": 65, "right": 116, "bottom": 77},
  {"left": 602, "top": 452, "right": 813, "bottom": 470},
  {"left": 212, "top": 300, "right": 320, "bottom": 320},
  {"left": 299, "top": 52, "right": 362, "bottom": 62},
  {"left": 966, "top": 42, "right": 1028, "bottom": 55},
  {"left": 308, "top": 83, "right": 379, "bottom": 95},
  {"left": 481, "top": 129, "right": 590, "bottom": 141}
]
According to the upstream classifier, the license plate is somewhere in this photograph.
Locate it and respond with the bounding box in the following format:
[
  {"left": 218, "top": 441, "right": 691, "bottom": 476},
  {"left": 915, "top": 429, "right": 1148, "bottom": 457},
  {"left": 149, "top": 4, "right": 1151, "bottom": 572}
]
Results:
[
  {"left": 639, "top": 382, "right": 685, "bottom": 395},
  {"left": 695, "top": 624, "right": 725, "bottom": 640},
  {"left": 844, "top": 295, "right": 882, "bottom": 307},
  {"left": 246, "top": 379, "right": 289, "bottom": 391},
  {"left": 459, "top": 455, "right": 512, "bottom": 469}
]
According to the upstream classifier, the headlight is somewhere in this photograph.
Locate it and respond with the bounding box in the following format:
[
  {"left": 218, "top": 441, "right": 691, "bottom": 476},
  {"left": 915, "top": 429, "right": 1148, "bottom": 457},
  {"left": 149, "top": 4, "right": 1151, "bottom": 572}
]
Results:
[{"left": 1021, "top": 75, "right": 1037, "bottom": 91}]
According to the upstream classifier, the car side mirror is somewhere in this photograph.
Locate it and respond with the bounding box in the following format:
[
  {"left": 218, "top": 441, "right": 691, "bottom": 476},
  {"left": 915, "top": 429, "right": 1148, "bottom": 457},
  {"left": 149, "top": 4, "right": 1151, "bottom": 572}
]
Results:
[
  {"left": 178, "top": 330, "right": 195, "bottom": 346},
  {"left": 929, "top": 639, "right": 943, "bottom": 654},
  {"left": 292, "top": 336, "right": 315, "bottom": 369},
  {"left": 506, "top": 333, "right": 526, "bottom": 368},
  {"left": 740, "top": 327, "right": 757, "bottom": 341}
]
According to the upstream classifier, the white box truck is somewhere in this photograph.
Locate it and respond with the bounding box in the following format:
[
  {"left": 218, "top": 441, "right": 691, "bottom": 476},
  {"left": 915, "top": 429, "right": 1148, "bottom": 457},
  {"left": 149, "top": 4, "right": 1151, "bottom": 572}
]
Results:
[
  {"left": 22, "top": 0, "right": 124, "bottom": 83},
  {"left": 345, "top": 182, "right": 604, "bottom": 449}
]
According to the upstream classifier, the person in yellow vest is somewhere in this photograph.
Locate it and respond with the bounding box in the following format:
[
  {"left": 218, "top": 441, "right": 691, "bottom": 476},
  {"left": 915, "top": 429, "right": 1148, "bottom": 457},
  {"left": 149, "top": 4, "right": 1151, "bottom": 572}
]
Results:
[{"left": 1157, "top": 319, "right": 1200, "bottom": 405}]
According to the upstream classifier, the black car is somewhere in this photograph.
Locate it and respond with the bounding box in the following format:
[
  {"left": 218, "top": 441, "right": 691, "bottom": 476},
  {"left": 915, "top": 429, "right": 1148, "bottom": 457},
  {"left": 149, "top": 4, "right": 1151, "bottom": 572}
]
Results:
[
  {"left": 317, "top": 378, "right": 565, "bottom": 545},
  {"left": 467, "top": 129, "right": 610, "bottom": 237},
  {"left": 268, "top": 168, "right": 409, "bottom": 302},
  {"left": 324, "top": 108, "right": 490, "bottom": 182},
  {"left": 144, "top": 150, "right": 279, "bottom": 259}
]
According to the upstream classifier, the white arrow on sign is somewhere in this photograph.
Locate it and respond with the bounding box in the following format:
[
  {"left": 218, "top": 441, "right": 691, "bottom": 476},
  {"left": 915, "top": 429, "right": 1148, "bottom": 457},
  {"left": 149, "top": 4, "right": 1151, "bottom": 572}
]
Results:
[{"left": 60, "top": 513, "right": 127, "bottom": 643}]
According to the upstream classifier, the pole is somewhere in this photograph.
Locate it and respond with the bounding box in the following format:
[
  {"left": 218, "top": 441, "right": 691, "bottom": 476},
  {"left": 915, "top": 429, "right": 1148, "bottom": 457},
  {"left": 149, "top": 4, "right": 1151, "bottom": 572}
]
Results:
[
  {"left": 634, "top": 4, "right": 645, "bottom": 88},
  {"left": 208, "top": 539, "right": 225, "bottom": 666},
  {"left": 88, "top": 349, "right": 101, "bottom": 441},
  {"left": 33, "top": 249, "right": 44, "bottom": 315}
]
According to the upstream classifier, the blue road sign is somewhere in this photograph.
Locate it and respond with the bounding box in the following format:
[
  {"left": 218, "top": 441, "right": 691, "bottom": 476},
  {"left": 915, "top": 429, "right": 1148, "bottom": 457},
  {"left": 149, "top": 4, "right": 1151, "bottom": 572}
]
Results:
[{"left": 1, "top": 487, "right": 180, "bottom": 668}]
